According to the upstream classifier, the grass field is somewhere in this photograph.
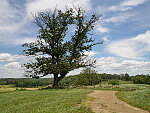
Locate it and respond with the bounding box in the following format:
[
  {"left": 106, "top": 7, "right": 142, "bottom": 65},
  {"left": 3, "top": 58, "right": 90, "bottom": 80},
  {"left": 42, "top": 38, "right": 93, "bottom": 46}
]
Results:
[
  {"left": 0, "top": 88, "right": 93, "bottom": 113},
  {"left": 116, "top": 85, "right": 150, "bottom": 112},
  {"left": 92, "top": 83, "right": 150, "bottom": 112},
  {"left": 0, "top": 83, "right": 150, "bottom": 113},
  {"left": 0, "top": 85, "right": 39, "bottom": 93}
]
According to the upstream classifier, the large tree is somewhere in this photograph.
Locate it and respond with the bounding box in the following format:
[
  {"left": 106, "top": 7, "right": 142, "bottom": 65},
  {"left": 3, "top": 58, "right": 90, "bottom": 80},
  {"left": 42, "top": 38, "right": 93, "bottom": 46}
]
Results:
[{"left": 22, "top": 7, "right": 102, "bottom": 88}]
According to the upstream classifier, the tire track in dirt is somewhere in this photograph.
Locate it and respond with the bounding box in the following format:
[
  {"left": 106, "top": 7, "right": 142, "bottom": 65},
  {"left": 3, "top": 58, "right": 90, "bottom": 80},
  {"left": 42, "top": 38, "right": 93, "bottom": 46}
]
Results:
[{"left": 88, "top": 90, "right": 149, "bottom": 113}]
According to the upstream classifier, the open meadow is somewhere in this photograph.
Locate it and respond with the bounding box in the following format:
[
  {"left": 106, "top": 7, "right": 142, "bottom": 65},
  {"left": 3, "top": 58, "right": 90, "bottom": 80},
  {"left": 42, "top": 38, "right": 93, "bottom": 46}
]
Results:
[
  {"left": 0, "top": 0, "right": 150, "bottom": 113},
  {"left": 116, "top": 84, "right": 150, "bottom": 112},
  {"left": 0, "top": 87, "right": 93, "bottom": 113},
  {"left": 0, "top": 83, "right": 150, "bottom": 113}
]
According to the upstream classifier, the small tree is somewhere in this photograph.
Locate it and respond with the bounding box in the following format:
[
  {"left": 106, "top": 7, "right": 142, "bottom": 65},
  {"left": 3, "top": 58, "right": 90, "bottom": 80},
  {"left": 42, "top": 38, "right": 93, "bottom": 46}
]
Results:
[
  {"left": 74, "top": 68, "right": 101, "bottom": 86},
  {"left": 108, "top": 79, "right": 119, "bottom": 85},
  {"left": 132, "top": 76, "right": 145, "bottom": 84},
  {"left": 124, "top": 73, "right": 130, "bottom": 81},
  {"left": 22, "top": 7, "right": 102, "bottom": 88}
]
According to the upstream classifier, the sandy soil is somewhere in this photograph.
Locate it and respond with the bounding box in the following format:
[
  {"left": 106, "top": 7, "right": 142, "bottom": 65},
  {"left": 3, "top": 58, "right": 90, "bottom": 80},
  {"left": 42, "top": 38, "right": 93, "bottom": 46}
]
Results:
[{"left": 88, "top": 90, "right": 149, "bottom": 113}]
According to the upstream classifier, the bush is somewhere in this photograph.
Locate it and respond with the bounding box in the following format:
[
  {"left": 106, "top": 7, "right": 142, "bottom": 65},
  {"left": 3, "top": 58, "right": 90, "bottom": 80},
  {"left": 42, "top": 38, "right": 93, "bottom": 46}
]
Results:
[
  {"left": 132, "top": 75, "right": 150, "bottom": 84},
  {"left": 132, "top": 77, "right": 145, "bottom": 84},
  {"left": 108, "top": 79, "right": 119, "bottom": 85},
  {"left": 74, "top": 68, "right": 102, "bottom": 86}
]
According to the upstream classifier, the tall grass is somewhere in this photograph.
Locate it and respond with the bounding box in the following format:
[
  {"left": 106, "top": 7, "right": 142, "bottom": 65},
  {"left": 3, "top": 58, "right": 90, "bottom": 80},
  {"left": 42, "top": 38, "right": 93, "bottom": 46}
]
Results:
[
  {"left": 116, "top": 88, "right": 150, "bottom": 112},
  {"left": 0, "top": 89, "right": 93, "bottom": 113}
]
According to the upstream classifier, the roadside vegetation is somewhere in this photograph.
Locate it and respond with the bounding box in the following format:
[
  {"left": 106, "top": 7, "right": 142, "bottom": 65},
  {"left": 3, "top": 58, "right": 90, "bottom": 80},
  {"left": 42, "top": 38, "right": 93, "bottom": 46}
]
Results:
[{"left": 116, "top": 86, "right": 150, "bottom": 112}]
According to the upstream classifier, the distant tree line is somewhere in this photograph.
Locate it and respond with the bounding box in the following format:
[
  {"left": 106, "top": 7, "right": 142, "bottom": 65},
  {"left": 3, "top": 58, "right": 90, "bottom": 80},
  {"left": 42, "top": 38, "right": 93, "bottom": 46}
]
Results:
[
  {"left": 0, "top": 78, "right": 53, "bottom": 88},
  {"left": 132, "top": 75, "right": 150, "bottom": 84},
  {"left": 0, "top": 69, "right": 149, "bottom": 87},
  {"left": 58, "top": 69, "right": 150, "bottom": 86},
  {"left": 60, "top": 69, "right": 150, "bottom": 86},
  {"left": 98, "top": 73, "right": 130, "bottom": 81}
]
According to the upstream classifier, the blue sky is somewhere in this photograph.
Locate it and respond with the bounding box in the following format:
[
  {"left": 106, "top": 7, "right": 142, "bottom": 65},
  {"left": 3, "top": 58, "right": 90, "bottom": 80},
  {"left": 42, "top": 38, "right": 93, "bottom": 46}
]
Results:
[{"left": 0, "top": 0, "right": 150, "bottom": 78}]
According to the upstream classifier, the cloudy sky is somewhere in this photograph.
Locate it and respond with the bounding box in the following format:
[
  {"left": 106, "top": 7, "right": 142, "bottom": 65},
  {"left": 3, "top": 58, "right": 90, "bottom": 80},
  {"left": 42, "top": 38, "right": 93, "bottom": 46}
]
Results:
[{"left": 0, "top": 0, "right": 150, "bottom": 78}]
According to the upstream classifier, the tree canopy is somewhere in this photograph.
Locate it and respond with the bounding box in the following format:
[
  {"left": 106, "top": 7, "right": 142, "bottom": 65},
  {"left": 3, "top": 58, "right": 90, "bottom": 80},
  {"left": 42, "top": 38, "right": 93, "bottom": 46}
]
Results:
[
  {"left": 74, "top": 68, "right": 101, "bottom": 86},
  {"left": 22, "top": 7, "right": 102, "bottom": 88}
]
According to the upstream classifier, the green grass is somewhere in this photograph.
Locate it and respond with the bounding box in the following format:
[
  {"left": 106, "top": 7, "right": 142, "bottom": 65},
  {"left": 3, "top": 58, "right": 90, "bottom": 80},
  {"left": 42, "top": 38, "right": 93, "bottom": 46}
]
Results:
[
  {"left": 1, "top": 83, "right": 149, "bottom": 113},
  {"left": 116, "top": 88, "right": 150, "bottom": 112},
  {"left": 118, "top": 80, "right": 133, "bottom": 84},
  {"left": 93, "top": 83, "right": 150, "bottom": 91},
  {"left": 0, "top": 88, "right": 93, "bottom": 113},
  {"left": 93, "top": 83, "right": 150, "bottom": 112},
  {"left": 98, "top": 80, "right": 133, "bottom": 85}
]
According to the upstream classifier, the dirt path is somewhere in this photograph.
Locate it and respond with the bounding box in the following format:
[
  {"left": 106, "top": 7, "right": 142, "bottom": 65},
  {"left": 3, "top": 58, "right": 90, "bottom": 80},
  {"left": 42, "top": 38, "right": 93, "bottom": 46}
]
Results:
[{"left": 88, "top": 90, "right": 149, "bottom": 113}]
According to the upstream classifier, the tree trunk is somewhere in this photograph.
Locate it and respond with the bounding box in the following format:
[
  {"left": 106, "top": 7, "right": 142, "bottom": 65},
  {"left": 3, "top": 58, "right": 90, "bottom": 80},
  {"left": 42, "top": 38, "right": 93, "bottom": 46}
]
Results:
[
  {"left": 52, "top": 73, "right": 67, "bottom": 88},
  {"left": 52, "top": 73, "right": 59, "bottom": 88}
]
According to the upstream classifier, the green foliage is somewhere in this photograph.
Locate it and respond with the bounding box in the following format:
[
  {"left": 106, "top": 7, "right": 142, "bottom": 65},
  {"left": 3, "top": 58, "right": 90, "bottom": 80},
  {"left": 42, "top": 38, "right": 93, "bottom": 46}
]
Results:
[
  {"left": 108, "top": 79, "right": 119, "bottom": 85},
  {"left": 22, "top": 7, "right": 102, "bottom": 87},
  {"left": 93, "top": 83, "right": 149, "bottom": 91},
  {"left": 116, "top": 89, "right": 150, "bottom": 112},
  {"left": 59, "top": 75, "right": 77, "bottom": 87},
  {"left": 124, "top": 73, "right": 130, "bottom": 81},
  {"left": 74, "top": 68, "right": 101, "bottom": 86},
  {"left": 132, "top": 75, "right": 150, "bottom": 84},
  {"left": 99, "top": 73, "right": 125, "bottom": 80},
  {"left": 0, "top": 89, "right": 93, "bottom": 113},
  {"left": 1, "top": 73, "right": 149, "bottom": 88},
  {"left": 119, "top": 80, "right": 133, "bottom": 84},
  {"left": 0, "top": 78, "right": 52, "bottom": 88},
  {"left": 0, "top": 78, "right": 16, "bottom": 85}
]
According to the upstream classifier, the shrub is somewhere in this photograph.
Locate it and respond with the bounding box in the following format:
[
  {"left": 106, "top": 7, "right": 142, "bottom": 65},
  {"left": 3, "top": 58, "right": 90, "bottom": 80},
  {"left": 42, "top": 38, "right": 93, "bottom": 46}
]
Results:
[
  {"left": 132, "top": 75, "right": 150, "bottom": 84},
  {"left": 108, "top": 79, "right": 119, "bottom": 85},
  {"left": 74, "top": 68, "right": 102, "bottom": 86}
]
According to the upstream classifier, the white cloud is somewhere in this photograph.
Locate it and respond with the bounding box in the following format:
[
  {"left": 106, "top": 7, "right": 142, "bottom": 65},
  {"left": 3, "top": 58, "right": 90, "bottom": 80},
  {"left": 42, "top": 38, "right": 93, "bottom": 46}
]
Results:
[
  {"left": 95, "top": 57, "right": 150, "bottom": 75},
  {"left": 68, "top": 57, "right": 150, "bottom": 76},
  {"left": 15, "top": 37, "right": 36, "bottom": 45},
  {"left": 106, "top": 30, "right": 150, "bottom": 59},
  {"left": 0, "top": 0, "right": 35, "bottom": 46},
  {"left": 0, "top": 0, "right": 92, "bottom": 46},
  {"left": 109, "top": 5, "right": 132, "bottom": 12},
  {"left": 0, "top": 53, "right": 25, "bottom": 78},
  {"left": 0, "top": 0, "right": 22, "bottom": 25},
  {"left": 26, "top": 0, "right": 92, "bottom": 19},
  {"left": 0, "top": 53, "right": 29, "bottom": 78},
  {"left": 4, "top": 62, "right": 20, "bottom": 68},
  {"left": 0, "top": 53, "right": 23, "bottom": 63},
  {"left": 121, "top": 0, "right": 147, "bottom": 7},
  {"left": 102, "top": 36, "right": 110, "bottom": 42},
  {"left": 109, "top": 0, "right": 148, "bottom": 12},
  {"left": 96, "top": 27, "right": 111, "bottom": 33},
  {"left": 67, "top": 68, "right": 83, "bottom": 76},
  {"left": 0, "top": 36, "right": 36, "bottom": 45},
  {"left": 0, "top": 0, "right": 26, "bottom": 34},
  {"left": 0, "top": 62, "right": 23, "bottom": 78},
  {"left": 84, "top": 51, "right": 99, "bottom": 57},
  {"left": 1, "top": 53, "right": 150, "bottom": 77},
  {"left": 105, "top": 14, "right": 134, "bottom": 24}
]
